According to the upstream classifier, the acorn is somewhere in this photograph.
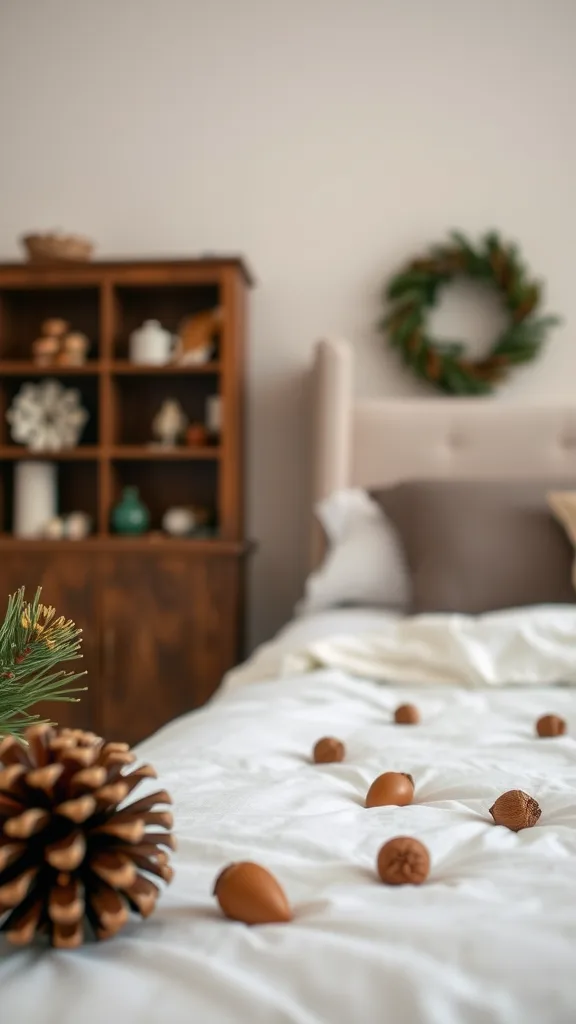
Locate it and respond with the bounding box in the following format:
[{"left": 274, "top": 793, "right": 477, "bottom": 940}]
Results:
[
  {"left": 377, "top": 836, "right": 430, "bottom": 885},
  {"left": 313, "top": 737, "right": 345, "bottom": 764},
  {"left": 394, "top": 704, "right": 420, "bottom": 725},
  {"left": 489, "top": 790, "right": 541, "bottom": 832},
  {"left": 536, "top": 714, "right": 567, "bottom": 738},
  {"left": 366, "top": 772, "right": 414, "bottom": 808},
  {"left": 213, "top": 862, "right": 292, "bottom": 925}
]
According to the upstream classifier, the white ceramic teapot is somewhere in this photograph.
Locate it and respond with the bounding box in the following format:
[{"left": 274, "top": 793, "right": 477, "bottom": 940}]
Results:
[{"left": 129, "top": 319, "right": 175, "bottom": 365}]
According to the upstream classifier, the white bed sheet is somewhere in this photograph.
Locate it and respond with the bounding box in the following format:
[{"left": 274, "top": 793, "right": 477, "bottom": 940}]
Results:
[{"left": 3, "top": 609, "right": 576, "bottom": 1024}]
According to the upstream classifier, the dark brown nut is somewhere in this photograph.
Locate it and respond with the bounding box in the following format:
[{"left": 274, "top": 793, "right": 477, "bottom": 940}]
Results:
[
  {"left": 394, "top": 704, "right": 420, "bottom": 725},
  {"left": 489, "top": 790, "right": 541, "bottom": 832},
  {"left": 312, "top": 737, "right": 345, "bottom": 764},
  {"left": 377, "top": 836, "right": 430, "bottom": 885},
  {"left": 536, "top": 714, "right": 567, "bottom": 738}
]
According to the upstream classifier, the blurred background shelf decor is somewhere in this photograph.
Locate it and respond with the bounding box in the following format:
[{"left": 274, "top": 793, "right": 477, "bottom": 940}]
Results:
[{"left": 0, "top": 256, "right": 252, "bottom": 744}]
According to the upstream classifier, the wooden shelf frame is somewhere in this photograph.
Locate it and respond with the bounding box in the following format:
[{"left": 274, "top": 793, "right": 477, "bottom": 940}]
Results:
[
  {"left": 0, "top": 259, "right": 249, "bottom": 540},
  {"left": 0, "top": 360, "right": 221, "bottom": 376}
]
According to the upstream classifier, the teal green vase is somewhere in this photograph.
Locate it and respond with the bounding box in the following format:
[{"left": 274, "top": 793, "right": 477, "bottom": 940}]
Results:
[{"left": 111, "top": 486, "right": 150, "bottom": 535}]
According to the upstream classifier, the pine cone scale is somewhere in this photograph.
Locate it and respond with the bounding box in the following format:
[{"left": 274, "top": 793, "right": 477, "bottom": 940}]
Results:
[
  {"left": 124, "top": 875, "right": 159, "bottom": 918},
  {"left": 0, "top": 865, "right": 37, "bottom": 907},
  {"left": 27, "top": 764, "right": 65, "bottom": 794},
  {"left": 91, "top": 851, "right": 138, "bottom": 889},
  {"left": 70, "top": 766, "right": 107, "bottom": 793},
  {"left": 144, "top": 831, "right": 176, "bottom": 851},
  {"left": 45, "top": 831, "right": 86, "bottom": 871},
  {"left": 127, "top": 850, "right": 173, "bottom": 884},
  {"left": 93, "top": 781, "right": 130, "bottom": 809},
  {"left": 113, "top": 789, "right": 173, "bottom": 819},
  {"left": 4, "top": 807, "right": 49, "bottom": 839},
  {"left": 25, "top": 725, "right": 55, "bottom": 768},
  {"left": 96, "top": 819, "right": 146, "bottom": 843},
  {"left": 52, "top": 921, "right": 83, "bottom": 949},
  {"left": 0, "top": 842, "right": 24, "bottom": 872},
  {"left": 55, "top": 795, "right": 97, "bottom": 823},
  {"left": 0, "top": 792, "right": 24, "bottom": 816},
  {"left": 48, "top": 879, "right": 84, "bottom": 926},
  {"left": 91, "top": 885, "right": 129, "bottom": 932},
  {"left": 0, "top": 764, "right": 28, "bottom": 793},
  {"left": 0, "top": 737, "right": 31, "bottom": 767},
  {"left": 5, "top": 897, "right": 42, "bottom": 945}
]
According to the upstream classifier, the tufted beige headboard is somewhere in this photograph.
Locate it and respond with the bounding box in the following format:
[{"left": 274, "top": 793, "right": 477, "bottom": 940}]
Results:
[{"left": 311, "top": 337, "right": 576, "bottom": 567}]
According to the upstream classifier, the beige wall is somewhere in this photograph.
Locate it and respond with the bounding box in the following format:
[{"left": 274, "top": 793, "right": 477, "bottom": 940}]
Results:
[{"left": 1, "top": 1, "right": 575, "bottom": 648}]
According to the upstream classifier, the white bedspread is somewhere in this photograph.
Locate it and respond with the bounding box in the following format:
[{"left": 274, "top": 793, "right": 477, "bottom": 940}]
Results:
[
  {"left": 3, "top": 608, "right": 576, "bottom": 1024},
  {"left": 279, "top": 605, "right": 576, "bottom": 688}
]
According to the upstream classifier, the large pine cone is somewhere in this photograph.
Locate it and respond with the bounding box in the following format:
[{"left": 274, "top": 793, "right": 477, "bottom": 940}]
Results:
[{"left": 0, "top": 725, "right": 174, "bottom": 949}]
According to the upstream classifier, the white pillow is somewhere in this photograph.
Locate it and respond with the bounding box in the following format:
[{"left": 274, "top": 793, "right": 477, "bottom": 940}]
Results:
[{"left": 296, "top": 489, "right": 411, "bottom": 615}]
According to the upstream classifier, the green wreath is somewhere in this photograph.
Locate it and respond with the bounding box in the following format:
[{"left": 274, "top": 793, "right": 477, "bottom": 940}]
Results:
[{"left": 381, "top": 231, "right": 560, "bottom": 395}]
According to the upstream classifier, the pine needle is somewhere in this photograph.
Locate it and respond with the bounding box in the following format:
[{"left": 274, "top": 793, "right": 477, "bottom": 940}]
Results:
[{"left": 0, "top": 586, "right": 86, "bottom": 737}]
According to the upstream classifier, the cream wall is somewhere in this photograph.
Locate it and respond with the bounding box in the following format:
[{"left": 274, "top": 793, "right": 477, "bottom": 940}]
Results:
[{"left": 1, "top": 1, "right": 575, "bottom": 647}]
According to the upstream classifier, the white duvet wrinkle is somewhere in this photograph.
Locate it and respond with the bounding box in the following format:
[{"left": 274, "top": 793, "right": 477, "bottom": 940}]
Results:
[{"left": 279, "top": 608, "right": 576, "bottom": 689}]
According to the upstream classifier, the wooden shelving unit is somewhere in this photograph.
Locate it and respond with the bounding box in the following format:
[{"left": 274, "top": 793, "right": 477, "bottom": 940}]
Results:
[
  {"left": 0, "top": 259, "right": 250, "bottom": 539},
  {"left": 0, "top": 257, "right": 252, "bottom": 744}
]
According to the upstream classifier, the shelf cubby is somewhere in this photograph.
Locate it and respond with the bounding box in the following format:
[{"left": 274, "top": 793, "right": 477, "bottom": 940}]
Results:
[
  {"left": 112, "top": 283, "right": 221, "bottom": 360},
  {"left": 1, "top": 373, "right": 99, "bottom": 448},
  {"left": 111, "top": 373, "right": 220, "bottom": 446},
  {"left": 0, "top": 287, "right": 100, "bottom": 361},
  {"left": 109, "top": 459, "right": 218, "bottom": 533},
  {"left": 0, "top": 460, "right": 98, "bottom": 535}
]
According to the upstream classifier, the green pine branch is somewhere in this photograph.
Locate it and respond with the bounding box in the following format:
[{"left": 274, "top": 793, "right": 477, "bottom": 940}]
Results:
[{"left": 0, "top": 587, "right": 86, "bottom": 738}]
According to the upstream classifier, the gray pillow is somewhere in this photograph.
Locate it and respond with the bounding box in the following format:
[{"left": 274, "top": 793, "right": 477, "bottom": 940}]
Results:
[{"left": 372, "top": 479, "right": 576, "bottom": 615}]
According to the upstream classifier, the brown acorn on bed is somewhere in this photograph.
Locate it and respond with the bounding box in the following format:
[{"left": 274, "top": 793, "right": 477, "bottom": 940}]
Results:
[{"left": 0, "top": 725, "right": 174, "bottom": 949}]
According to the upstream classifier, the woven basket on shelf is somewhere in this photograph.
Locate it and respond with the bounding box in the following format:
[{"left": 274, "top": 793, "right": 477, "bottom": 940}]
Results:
[{"left": 21, "top": 233, "right": 94, "bottom": 263}]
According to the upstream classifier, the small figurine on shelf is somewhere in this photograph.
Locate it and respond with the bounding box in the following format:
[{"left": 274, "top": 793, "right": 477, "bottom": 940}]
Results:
[
  {"left": 43, "top": 516, "right": 66, "bottom": 540},
  {"left": 32, "top": 318, "right": 69, "bottom": 366},
  {"left": 173, "top": 308, "right": 222, "bottom": 365},
  {"left": 162, "top": 505, "right": 211, "bottom": 537},
  {"left": 42, "top": 511, "right": 93, "bottom": 540},
  {"left": 185, "top": 423, "right": 209, "bottom": 447},
  {"left": 151, "top": 398, "right": 188, "bottom": 447},
  {"left": 57, "top": 331, "right": 90, "bottom": 366},
  {"left": 31, "top": 318, "right": 90, "bottom": 366},
  {"left": 111, "top": 487, "right": 150, "bottom": 536},
  {"left": 32, "top": 336, "right": 60, "bottom": 367},
  {"left": 65, "top": 511, "right": 92, "bottom": 539}
]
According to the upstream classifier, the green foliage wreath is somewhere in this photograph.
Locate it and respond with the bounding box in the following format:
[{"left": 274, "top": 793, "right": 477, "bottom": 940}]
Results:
[{"left": 381, "top": 231, "right": 560, "bottom": 395}]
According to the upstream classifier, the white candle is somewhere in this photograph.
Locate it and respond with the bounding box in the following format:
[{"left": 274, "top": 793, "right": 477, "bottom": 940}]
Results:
[{"left": 13, "top": 461, "right": 57, "bottom": 537}]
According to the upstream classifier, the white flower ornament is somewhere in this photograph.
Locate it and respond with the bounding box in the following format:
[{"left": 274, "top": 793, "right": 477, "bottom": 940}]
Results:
[{"left": 6, "top": 379, "right": 89, "bottom": 451}]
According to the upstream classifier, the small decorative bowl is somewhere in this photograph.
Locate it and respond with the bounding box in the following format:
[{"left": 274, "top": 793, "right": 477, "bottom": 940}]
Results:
[{"left": 21, "top": 232, "right": 94, "bottom": 263}]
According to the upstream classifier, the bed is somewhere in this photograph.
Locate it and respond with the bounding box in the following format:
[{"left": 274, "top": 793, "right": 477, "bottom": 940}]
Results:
[{"left": 3, "top": 338, "right": 576, "bottom": 1024}]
